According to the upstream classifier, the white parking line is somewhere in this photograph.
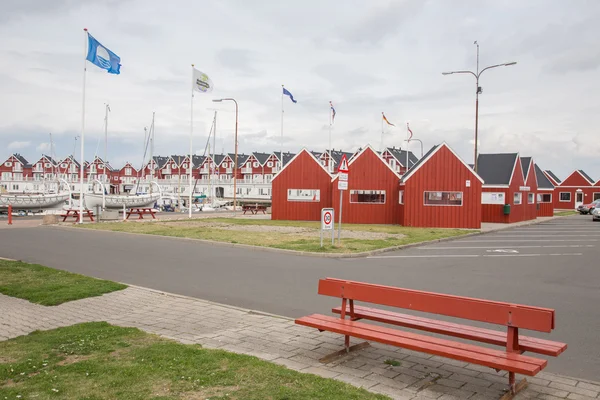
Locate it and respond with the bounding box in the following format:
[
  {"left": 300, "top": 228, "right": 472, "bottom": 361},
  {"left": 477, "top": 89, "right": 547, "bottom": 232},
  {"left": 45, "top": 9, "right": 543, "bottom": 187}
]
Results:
[
  {"left": 420, "top": 245, "right": 594, "bottom": 250},
  {"left": 487, "top": 235, "right": 600, "bottom": 238},
  {"left": 368, "top": 253, "right": 583, "bottom": 259}
]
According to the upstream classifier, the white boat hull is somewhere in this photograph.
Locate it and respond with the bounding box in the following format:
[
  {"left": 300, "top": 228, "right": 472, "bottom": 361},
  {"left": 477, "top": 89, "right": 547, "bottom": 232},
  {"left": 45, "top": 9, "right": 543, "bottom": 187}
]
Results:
[
  {"left": 85, "top": 193, "right": 161, "bottom": 209},
  {"left": 0, "top": 193, "right": 70, "bottom": 210}
]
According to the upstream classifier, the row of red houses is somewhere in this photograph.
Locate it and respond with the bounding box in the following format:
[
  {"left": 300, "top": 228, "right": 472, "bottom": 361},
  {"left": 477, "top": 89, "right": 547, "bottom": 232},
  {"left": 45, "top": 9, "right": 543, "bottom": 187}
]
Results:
[{"left": 271, "top": 143, "right": 599, "bottom": 229}]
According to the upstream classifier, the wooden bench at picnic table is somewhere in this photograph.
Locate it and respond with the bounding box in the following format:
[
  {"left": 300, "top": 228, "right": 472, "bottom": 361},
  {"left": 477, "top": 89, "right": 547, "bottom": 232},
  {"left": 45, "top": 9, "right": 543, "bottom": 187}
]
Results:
[
  {"left": 126, "top": 208, "right": 156, "bottom": 220},
  {"left": 295, "top": 278, "right": 567, "bottom": 398},
  {"left": 61, "top": 208, "right": 94, "bottom": 222},
  {"left": 242, "top": 204, "right": 267, "bottom": 215}
]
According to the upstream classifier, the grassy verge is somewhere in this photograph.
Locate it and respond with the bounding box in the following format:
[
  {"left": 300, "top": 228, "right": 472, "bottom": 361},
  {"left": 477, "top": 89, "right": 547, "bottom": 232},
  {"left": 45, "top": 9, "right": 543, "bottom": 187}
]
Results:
[
  {"left": 554, "top": 210, "right": 578, "bottom": 216},
  {"left": 79, "top": 218, "right": 473, "bottom": 254},
  {"left": 0, "top": 322, "right": 387, "bottom": 399},
  {"left": 0, "top": 259, "right": 126, "bottom": 306}
]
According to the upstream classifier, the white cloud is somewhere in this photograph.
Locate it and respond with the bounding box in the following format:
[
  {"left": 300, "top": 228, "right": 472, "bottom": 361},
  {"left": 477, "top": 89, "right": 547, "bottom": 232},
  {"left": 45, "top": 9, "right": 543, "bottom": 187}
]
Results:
[
  {"left": 7, "top": 140, "right": 31, "bottom": 150},
  {"left": 36, "top": 142, "right": 51, "bottom": 152}
]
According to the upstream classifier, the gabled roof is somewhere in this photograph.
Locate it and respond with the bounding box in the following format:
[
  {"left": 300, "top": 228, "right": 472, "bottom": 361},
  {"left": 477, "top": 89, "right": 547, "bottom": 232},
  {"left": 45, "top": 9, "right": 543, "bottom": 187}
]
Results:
[
  {"left": 330, "top": 149, "right": 354, "bottom": 166},
  {"left": 212, "top": 154, "right": 226, "bottom": 166},
  {"left": 534, "top": 164, "right": 554, "bottom": 190},
  {"left": 39, "top": 154, "right": 57, "bottom": 164},
  {"left": 338, "top": 144, "right": 401, "bottom": 181},
  {"left": 91, "top": 156, "right": 114, "bottom": 171},
  {"left": 62, "top": 155, "right": 81, "bottom": 168},
  {"left": 544, "top": 170, "right": 561, "bottom": 184},
  {"left": 170, "top": 155, "right": 188, "bottom": 165},
  {"left": 476, "top": 153, "right": 519, "bottom": 185},
  {"left": 272, "top": 148, "right": 332, "bottom": 181},
  {"left": 384, "top": 147, "right": 419, "bottom": 168},
  {"left": 310, "top": 150, "right": 322, "bottom": 159},
  {"left": 152, "top": 156, "right": 169, "bottom": 169},
  {"left": 12, "top": 153, "right": 31, "bottom": 167},
  {"left": 520, "top": 157, "right": 532, "bottom": 181},
  {"left": 192, "top": 155, "right": 205, "bottom": 167},
  {"left": 252, "top": 152, "right": 271, "bottom": 165},
  {"left": 579, "top": 170, "right": 595, "bottom": 185},
  {"left": 402, "top": 143, "right": 484, "bottom": 184},
  {"left": 233, "top": 154, "right": 249, "bottom": 168}
]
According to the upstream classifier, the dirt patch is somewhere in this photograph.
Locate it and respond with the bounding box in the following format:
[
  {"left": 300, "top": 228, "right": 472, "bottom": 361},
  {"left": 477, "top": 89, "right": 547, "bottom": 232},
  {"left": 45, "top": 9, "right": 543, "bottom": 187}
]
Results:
[
  {"left": 57, "top": 354, "right": 92, "bottom": 366},
  {"left": 2, "top": 379, "right": 18, "bottom": 388},
  {"left": 0, "top": 356, "right": 17, "bottom": 363},
  {"left": 152, "top": 380, "right": 172, "bottom": 397},
  {"left": 161, "top": 221, "right": 405, "bottom": 241},
  {"left": 181, "top": 385, "right": 240, "bottom": 400}
]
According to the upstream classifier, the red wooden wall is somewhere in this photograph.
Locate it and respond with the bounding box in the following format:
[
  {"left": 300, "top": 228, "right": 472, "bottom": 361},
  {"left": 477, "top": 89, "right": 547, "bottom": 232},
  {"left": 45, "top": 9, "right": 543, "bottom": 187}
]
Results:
[
  {"left": 402, "top": 145, "right": 482, "bottom": 229},
  {"left": 331, "top": 147, "right": 400, "bottom": 225},
  {"left": 522, "top": 162, "right": 538, "bottom": 221},
  {"left": 271, "top": 150, "right": 332, "bottom": 221},
  {"left": 537, "top": 190, "right": 554, "bottom": 217},
  {"left": 553, "top": 171, "right": 596, "bottom": 209},
  {"left": 481, "top": 157, "right": 535, "bottom": 223}
]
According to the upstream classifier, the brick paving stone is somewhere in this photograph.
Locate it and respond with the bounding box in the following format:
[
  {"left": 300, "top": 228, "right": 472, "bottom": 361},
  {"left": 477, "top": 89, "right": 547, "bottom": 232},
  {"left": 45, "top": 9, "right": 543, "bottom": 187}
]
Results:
[
  {"left": 369, "top": 384, "right": 414, "bottom": 400},
  {"left": 529, "top": 383, "right": 570, "bottom": 398},
  {"left": 566, "top": 393, "right": 599, "bottom": 400},
  {"left": 549, "top": 382, "right": 599, "bottom": 398},
  {"left": 301, "top": 366, "right": 341, "bottom": 379},
  {"left": 576, "top": 381, "right": 600, "bottom": 392}
]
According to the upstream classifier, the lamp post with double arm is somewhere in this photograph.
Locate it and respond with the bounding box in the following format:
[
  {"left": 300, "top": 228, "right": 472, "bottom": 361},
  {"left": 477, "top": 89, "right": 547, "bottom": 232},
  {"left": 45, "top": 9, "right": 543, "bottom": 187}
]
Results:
[{"left": 442, "top": 41, "right": 516, "bottom": 172}]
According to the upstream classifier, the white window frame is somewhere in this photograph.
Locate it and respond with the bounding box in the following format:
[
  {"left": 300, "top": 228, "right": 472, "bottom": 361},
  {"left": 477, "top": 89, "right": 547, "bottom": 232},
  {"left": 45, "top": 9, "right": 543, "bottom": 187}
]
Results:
[
  {"left": 537, "top": 193, "right": 552, "bottom": 203},
  {"left": 528, "top": 193, "right": 535, "bottom": 204},
  {"left": 399, "top": 190, "right": 404, "bottom": 205},
  {"left": 287, "top": 189, "right": 320, "bottom": 202},
  {"left": 349, "top": 190, "right": 386, "bottom": 204},
  {"left": 267, "top": 161, "right": 273, "bottom": 167},
  {"left": 424, "top": 191, "right": 463, "bottom": 207},
  {"left": 253, "top": 161, "right": 259, "bottom": 168},
  {"left": 514, "top": 192, "right": 522, "bottom": 205},
  {"left": 559, "top": 192, "right": 571, "bottom": 202},
  {"left": 5, "top": 162, "right": 12, "bottom": 167}
]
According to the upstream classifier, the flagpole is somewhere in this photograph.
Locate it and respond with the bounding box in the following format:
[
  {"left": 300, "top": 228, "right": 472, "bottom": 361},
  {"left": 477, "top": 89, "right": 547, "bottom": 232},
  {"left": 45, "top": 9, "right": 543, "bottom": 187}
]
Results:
[
  {"left": 189, "top": 64, "right": 194, "bottom": 219},
  {"left": 329, "top": 103, "right": 332, "bottom": 172},
  {"left": 280, "top": 84, "right": 284, "bottom": 176},
  {"left": 79, "top": 28, "right": 88, "bottom": 224},
  {"left": 381, "top": 113, "right": 384, "bottom": 152},
  {"left": 406, "top": 123, "right": 410, "bottom": 175}
]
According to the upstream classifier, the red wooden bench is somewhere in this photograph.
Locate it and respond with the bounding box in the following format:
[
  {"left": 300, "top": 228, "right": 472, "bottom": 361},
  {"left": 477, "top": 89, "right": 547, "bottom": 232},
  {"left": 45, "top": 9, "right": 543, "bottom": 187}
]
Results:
[
  {"left": 126, "top": 208, "right": 156, "bottom": 220},
  {"left": 61, "top": 209, "right": 94, "bottom": 222},
  {"left": 295, "top": 278, "right": 567, "bottom": 398}
]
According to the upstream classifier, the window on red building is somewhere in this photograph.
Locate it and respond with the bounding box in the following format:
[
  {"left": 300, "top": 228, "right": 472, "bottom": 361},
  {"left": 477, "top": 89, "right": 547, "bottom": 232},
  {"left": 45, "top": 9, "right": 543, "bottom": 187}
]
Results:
[
  {"left": 350, "top": 190, "right": 386, "bottom": 204},
  {"left": 424, "top": 191, "right": 463, "bottom": 206}
]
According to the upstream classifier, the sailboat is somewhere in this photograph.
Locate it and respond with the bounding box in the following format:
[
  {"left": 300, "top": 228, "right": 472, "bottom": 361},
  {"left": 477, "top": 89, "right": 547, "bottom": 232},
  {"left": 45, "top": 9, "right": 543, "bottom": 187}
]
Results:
[{"left": 84, "top": 107, "right": 161, "bottom": 210}]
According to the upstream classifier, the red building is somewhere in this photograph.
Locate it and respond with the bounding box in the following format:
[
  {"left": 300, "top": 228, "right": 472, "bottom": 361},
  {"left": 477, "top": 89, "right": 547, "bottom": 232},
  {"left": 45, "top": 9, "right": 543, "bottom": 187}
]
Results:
[
  {"left": 519, "top": 157, "right": 539, "bottom": 222},
  {"left": 271, "top": 149, "right": 332, "bottom": 221},
  {"left": 400, "top": 143, "right": 483, "bottom": 229},
  {"left": 0, "top": 154, "right": 32, "bottom": 182},
  {"left": 56, "top": 155, "right": 81, "bottom": 182},
  {"left": 477, "top": 153, "right": 537, "bottom": 223},
  {"left": 535, "top": 164, "right": 555, "bottom": 217},
  {"left": 116, "top": 162, "right": 138, "bottom": 193},
  {"left": 381, "top": 147, "right": 418, "bottom": 175},
  {"left": 31, "top": 155, "right": 57, "bottom": 181},
  {"left": 554, "top": 170, "right": 597, "bottom": 210},
  {"left": 331, "top": 146, "right": 401, "bottom": 225}
]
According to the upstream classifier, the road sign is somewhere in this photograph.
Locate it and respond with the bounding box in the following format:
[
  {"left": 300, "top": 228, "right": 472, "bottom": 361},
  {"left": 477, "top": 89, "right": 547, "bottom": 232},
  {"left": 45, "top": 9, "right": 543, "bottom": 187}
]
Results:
[
  {"left": 338, "top": 155, "right": 349, "bottom": 173},
  {"left": 338, "top": 172, "right": 348, "bottom": 181},
  {"left": 321, "top": 208, "right": 334, "bottom": 230},
  {"left": 338, "top": 180, "right": 348, "bottom": 190}
]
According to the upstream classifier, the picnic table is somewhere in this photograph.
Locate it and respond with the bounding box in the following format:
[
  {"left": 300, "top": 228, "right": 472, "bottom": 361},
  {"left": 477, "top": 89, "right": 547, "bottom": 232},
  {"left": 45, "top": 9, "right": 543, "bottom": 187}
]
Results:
[
  {"left": 61, "top": 209, "right": 94, "bottom": 222},
  {"left": 126, "top": 208, "right": 156, "bottom": 220},
  {"left": 242, "top": 204, "right": 267, "bottom": 215}
]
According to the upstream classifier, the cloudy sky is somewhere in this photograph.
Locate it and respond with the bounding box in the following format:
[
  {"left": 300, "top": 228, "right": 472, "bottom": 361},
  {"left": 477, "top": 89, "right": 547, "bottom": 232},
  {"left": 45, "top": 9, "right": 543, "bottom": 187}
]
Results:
[{"left": 1, "top": 0, "right": 599, "bottom": 179}]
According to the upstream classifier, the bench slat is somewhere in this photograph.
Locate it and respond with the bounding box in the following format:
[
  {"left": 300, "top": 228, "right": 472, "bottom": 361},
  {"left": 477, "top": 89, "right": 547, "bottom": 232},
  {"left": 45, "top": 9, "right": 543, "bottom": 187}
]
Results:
[
  {"left": 297, "top": 314, "right": 546, "bottom": 376},
  {"left": 320, "top": 278, "right": 555, "bottom": 332},
  {"left": 332, "top": 305, "right": 567, "bottom": 357}
]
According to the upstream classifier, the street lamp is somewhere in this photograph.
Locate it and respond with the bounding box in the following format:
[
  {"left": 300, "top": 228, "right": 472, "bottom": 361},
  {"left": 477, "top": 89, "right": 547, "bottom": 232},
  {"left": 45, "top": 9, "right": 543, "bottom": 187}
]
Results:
[
  {"left": 212, "top": 98, "right": 239, "bottom": 215},
  {"left": 442, "top": 41, "right": 516, "bottom": 172}
]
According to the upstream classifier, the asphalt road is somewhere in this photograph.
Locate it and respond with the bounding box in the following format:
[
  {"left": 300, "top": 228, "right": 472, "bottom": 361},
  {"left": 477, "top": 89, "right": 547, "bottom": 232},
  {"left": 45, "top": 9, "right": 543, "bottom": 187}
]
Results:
[{"left": 1, "top": 215, "right": 598, "bottom": 380}]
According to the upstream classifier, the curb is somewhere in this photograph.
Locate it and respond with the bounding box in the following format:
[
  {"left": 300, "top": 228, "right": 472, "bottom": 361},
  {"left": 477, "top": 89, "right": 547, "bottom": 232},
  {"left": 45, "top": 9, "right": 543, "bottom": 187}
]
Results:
[{"left": 49, "top": 214, "right": 570, "bottom": 259}]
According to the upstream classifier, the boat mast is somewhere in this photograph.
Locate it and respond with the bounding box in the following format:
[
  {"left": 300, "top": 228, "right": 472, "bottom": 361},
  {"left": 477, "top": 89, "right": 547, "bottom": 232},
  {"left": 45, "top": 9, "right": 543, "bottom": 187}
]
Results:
[
  {"left": 104, "top": 104, "right": 110, "bottom": 185},
  {"left": 212, "top": 110, "right": 217, "bottom": 206},
  {"left": 150, "top": 112, "right": 155, "bottom": 192}
]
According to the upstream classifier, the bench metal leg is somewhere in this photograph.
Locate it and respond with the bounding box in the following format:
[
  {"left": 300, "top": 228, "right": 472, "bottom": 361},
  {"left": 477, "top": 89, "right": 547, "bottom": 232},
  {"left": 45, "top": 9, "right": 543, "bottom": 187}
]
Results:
[
  {"left": 499, "top": 377, "right": 527, "bottom": 399},
  {"left": 318, "top": 341, "right": 370, "bottom": 364}
]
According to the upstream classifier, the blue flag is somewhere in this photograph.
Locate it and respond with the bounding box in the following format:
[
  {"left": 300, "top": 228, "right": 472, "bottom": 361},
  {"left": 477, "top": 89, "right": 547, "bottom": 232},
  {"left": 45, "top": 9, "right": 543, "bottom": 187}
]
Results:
[
  {"left": 283, "top": 87, "right": 297, "bottom": 103},
  {"left": 86, "top": 33, "right": 121, "bottom": 74}
]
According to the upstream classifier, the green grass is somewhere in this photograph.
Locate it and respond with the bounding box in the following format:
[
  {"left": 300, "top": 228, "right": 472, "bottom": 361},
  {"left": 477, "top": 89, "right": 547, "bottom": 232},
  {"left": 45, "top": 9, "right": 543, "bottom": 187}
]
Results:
[
  {"left": 0, "top": 322, "right": 388, "bottom": 400},
  {"left": 79, "top": 218, "right": 473, "bottom": 254},
  {"left": 0, "top": 259, "right": 126, "bottom": 306},
  {"left": 554, "top": 210, "right": 578, "bottom": 216},
  {"left": 384, "top": 359, "right": 401, "bottom": 367}
]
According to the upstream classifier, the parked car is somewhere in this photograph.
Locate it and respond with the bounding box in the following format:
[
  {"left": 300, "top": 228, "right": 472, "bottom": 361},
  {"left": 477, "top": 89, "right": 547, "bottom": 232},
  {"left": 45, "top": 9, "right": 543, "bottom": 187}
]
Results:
[
  {"left": 592, "top": 207, "right": 600, "bottom": 221},
  {"left": 577, "top": 199, "right": 600, "bottom": 214}
]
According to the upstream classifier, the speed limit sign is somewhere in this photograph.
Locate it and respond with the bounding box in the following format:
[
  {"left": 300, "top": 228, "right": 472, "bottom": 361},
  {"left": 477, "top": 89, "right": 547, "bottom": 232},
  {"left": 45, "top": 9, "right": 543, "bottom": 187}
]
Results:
[
  {"left": 321, "top": 208, "right": 335, "bottom": 247},
  {"left": 322, "top": 208, "right": 334, "bottom": 230}
]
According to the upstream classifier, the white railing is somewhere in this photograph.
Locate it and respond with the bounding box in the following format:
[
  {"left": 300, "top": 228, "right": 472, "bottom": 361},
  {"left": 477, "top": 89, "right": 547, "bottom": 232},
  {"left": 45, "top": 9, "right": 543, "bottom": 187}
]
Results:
[{"left": 241, "top": 167, "right": 252, "bottom": 174}]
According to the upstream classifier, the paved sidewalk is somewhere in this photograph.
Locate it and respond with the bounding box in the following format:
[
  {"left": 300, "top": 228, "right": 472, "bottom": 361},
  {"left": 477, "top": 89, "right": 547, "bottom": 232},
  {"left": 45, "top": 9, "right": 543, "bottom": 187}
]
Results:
[{"left": 1, "top": 287, "right": 599, "bottom": 400}]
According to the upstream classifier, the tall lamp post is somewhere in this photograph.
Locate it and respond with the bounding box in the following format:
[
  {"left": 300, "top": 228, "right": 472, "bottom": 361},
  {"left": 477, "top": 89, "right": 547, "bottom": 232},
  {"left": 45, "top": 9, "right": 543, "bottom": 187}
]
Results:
[
  {"left": 212, "top": 98, "right": 239, "bottom": 215},
  {"left": 442, "top": 41, "right": 516, "bottom": 172}
]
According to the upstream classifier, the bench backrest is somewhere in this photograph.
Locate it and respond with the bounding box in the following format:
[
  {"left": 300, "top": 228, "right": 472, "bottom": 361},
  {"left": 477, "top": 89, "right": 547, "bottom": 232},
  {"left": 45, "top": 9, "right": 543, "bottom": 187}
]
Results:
[{"left": 319, "top": 278, "right": 555, "bottom": 333}]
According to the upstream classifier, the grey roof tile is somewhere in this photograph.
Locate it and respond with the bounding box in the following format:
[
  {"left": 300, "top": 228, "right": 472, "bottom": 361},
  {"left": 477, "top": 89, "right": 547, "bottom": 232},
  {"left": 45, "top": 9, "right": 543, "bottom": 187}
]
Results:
[
  {"left": 476, "top": 153, "right": 518, "bottom": 185},
  {"left": 534, "top": 164, "right": 554, "bottom": 189}
]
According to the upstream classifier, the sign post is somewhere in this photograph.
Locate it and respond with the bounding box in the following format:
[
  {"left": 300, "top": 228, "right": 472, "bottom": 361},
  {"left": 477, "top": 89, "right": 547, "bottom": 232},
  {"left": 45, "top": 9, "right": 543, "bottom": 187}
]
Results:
[
  {"left": 320, "top": 207, "right": 334, "bottom": 247},
  {"left": 337, "top": 155, "right": 349, "bottom": 245}
]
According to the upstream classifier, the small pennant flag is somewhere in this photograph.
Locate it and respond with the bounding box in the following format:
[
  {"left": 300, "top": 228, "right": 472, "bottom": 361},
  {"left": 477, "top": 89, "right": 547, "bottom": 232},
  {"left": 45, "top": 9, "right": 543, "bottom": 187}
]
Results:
[
  {"left": 382, "top": 112, "right": 395, "bottom": 126},
  {"left": 407, "top": 123, "right": 413, "bottom": 140},
  {"left": 283, "top": 87, "right": 297, "bottom": 103},
  {"left": 330, "top": 101, "right": 336, "bottom": 123}
]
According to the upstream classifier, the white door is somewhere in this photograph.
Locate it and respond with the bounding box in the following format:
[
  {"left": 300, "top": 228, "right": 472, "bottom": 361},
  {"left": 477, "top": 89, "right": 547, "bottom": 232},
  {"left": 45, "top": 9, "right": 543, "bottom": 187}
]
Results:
[{"left": 575, "top": 191, "right": 584, "bottom": 209}]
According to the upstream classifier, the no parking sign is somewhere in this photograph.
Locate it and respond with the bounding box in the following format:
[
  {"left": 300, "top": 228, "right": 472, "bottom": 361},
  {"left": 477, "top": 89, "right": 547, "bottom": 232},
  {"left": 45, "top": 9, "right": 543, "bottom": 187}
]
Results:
[{"left": 321, "top": 208, "right": 335, "bottom": 246}]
